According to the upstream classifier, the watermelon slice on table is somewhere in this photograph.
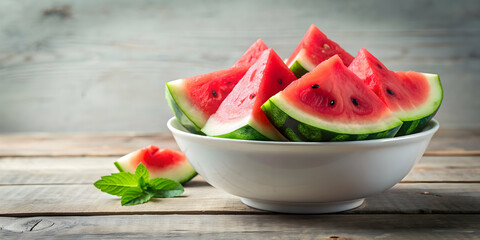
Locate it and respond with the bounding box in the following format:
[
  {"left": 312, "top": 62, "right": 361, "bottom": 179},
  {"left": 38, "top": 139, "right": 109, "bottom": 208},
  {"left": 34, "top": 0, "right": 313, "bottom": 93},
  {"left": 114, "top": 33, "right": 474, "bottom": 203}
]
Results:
[
  {"left": 202, "top": 48, "right": 297, "bottom": 141},
  {"left": 165, "top": 39, "right": 268, "bottom": 133},
  {"left": 348, "top": 48, "right": 443, "bottom": 136},
  {"left": 285, "top": 24, "right": 354, "bottom": 78},
  {"left": 114, "top": 145, "right": 197, "bottom": 184},
  {"left": 262, "top": 55, "right": 403, "bottom": 142}
]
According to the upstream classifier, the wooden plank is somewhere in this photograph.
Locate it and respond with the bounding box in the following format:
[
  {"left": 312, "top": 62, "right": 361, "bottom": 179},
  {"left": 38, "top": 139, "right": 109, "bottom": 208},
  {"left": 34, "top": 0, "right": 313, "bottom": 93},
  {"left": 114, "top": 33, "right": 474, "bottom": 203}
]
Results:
[
  {"left": 1, "top": 156, "right": 479, "bottom": 185},
  {"left": 403, "top": 156, "right": 480, "bottom": 183},
  {"left": 0, "top": 133, "right": 180, "bottom": 157},
  {"left": 1, "top": 214, "right": 479, "bottom": 239},
  {"left": 0, "top": 182, "right": 478, "bottom": 216},
  {"left": 0, "top": 130, "right": 478, "bottom": 157},
  {"left": 427, "top": 129, "right": 480, "bottom": 155}
]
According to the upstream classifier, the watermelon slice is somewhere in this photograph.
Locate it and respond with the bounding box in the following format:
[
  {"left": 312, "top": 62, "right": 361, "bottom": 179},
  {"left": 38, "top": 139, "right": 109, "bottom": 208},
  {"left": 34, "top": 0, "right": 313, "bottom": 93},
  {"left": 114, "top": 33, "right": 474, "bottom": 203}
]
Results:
[
  {"left": 201, "top": 48, "right": 297, "bottom": 140},
  {"left": 114, "top": 145, "right": 197, "bottom": 184},
  {"left": 348, "top": 48, "right": 443, "bottom": 136},
  {"left": 233, "top": 39, "right": 270, "bottom": 68},
  {"left": 262, "top": 55, "right": 403, "bottom": 142},
  {"left": 165, "top": 39, "right": 268, "bottom": 133},
  {"left": 285, "top": 24, "right": 354, "bottom": 78}
]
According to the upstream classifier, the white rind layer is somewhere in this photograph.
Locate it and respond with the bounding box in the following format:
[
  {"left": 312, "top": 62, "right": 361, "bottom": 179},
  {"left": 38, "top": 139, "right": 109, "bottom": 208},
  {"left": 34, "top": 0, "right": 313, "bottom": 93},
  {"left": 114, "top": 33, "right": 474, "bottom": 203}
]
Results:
[
  {"left": 202, "top": 115, "right": 251, "bottom": 137},
  {"left": 287, "top": 49, "right": 317, "bottom": 71},
  {"left": 270, "top": 93, "right": 403, "bottom": 135},
  {"left": 248, "top": 117, "right": 287, "bottom": 141},
  {"left": 167, "top": 79, "right": 209, "bottom": 128},
  {"left": 394, "top": 73, "right": 443, "bottom": 121},
  {"left": 202, "top": 113, "right": 286, "bottom": 141}
]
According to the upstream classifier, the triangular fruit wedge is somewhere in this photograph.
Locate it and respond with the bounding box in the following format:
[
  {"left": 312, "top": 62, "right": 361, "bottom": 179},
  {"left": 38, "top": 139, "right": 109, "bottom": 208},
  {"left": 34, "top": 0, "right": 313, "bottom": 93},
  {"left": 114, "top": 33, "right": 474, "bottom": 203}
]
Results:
[
  {"left": 348, "top": 48, "right": 443, "bottom": 136},
  {"left": 285, "top": 24, "right": 354, "bottom": 78},
  {"left": 233, "top": 39, "right": 269, "bottom": 67},
  {"left": 262, "top": 55, "right": 403, "bottom": 141},
  {"left": 202, "top": 48, "right": 297, "bottom": 141},
  {"left": 114, "top": 145, "right": 197, "bottom": 184},
  {"left": 165, "top": 39, "right": 268, "bottom": 133}
]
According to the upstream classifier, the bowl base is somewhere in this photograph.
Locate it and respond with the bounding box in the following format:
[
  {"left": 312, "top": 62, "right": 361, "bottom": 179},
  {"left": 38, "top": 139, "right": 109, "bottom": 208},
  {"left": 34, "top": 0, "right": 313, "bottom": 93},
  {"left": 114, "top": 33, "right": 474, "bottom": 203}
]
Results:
[{"left": 240, "top": 198, "right": 365, "bottom": 214}]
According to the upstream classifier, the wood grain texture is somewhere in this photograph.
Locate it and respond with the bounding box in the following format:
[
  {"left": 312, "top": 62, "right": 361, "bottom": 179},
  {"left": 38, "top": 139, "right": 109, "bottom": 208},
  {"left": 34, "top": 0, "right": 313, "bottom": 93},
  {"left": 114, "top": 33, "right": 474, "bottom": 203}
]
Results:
[
  {"left": 1, "top": 214, "right": 479, "bottom": 239},
  {"left": 0, "top": 0, "right": 479, "bottom": 132},
  {"left": 1, "top": 156, "right": 478, "bottom": 185},
  {"left": 0, "top": 130, "right": 479, "bottom": 157},
  {"left": 0, "top": 181, "right": 478, "bottom": 216},
  {"left": 0, "top": 132, "right": 180, "bottom": 157}
]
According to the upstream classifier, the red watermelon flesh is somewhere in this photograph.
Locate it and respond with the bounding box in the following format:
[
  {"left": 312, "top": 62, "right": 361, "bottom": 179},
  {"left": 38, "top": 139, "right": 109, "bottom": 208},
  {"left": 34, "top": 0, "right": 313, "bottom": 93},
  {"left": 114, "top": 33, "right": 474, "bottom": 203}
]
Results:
[
  {"left": 283, "top": 55, "right": 394, "bottom": 124},
  {"left": 348, "top": 48, "right": 443, "bottom": 135},
  {"left": 348, "top": 48, "right": 429, "bottom": 112},
  {"left": 115, "top": 145, "right": 197, "bottom": 184},
  {"left": 286, "top": 24, "right": 354, "bottom": 74},
  {"left": 184, "top": 67, "right": 248, "bottom": 117},
  {"left": 202, "top": 48, "right": 297, "bottom": 140},
  {"left": 166, "top": 39, "right": 269, "bottom": 132},
  {"left": 185, "top": 39, "right": 268, "bottom": 119},
  {"left": 233, "top": 39, "right": 268, "bottom": 68}
]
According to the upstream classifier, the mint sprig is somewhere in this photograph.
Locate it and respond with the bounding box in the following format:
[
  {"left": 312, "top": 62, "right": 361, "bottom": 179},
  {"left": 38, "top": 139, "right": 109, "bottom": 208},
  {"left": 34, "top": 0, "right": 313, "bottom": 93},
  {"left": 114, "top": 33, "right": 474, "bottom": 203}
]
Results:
[{"left": 94, "top": 163, "right": 184, "bottom": 206}]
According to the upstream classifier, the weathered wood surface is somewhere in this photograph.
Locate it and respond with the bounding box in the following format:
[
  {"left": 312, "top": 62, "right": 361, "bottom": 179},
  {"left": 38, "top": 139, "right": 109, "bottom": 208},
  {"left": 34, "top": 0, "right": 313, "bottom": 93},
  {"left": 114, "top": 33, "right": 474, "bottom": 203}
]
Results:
[
  {"left": 0, "top": 132, "right": 180, "bottom": 157},
  {"left": 0, "top": 135, "right": 479, "bottom": 216},
  {"left": 0, "top": 0, "right": 479, "bottom": 133},
  {"left": 0, "top": 178, "right": 479, "bottom": 216},
  {"left": 1, "top": 156, "right": 479, "bottom": 185},
  {"left": 1, "top": 129, "right": 479, "bottom": 157},
  {"left": 0, "top": 133, "right": 479, "bottom": 239},
  {"left": 1, "top": 215, "right": 479, "bottom": 239}
]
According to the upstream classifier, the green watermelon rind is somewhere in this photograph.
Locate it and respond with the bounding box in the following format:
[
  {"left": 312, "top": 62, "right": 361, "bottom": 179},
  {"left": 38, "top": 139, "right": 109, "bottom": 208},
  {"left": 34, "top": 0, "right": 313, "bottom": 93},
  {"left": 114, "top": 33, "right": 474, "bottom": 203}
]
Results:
[
  {"left": 213, "top": 124, "right": 271, "bottom": 141},
  {"left": 202, "top": 116, "right": 286, "bottom": 141},
  {"left": 261, "top": 97, "right": 403, "bottom": 141},
  {"left": 395, "top": 111, "right": 436, "bottom": 136},
  {"left": 287, "top": 49, "right": 317, "bottom": 78},
  {"left": 394, "top": 73, "right": 443, "bottom": 136},
  {"left": 178, "top": 170, "right": 198, "bottom": 185},
  {"left": 165, "top": 80, "right": 206, "bottom": 134},
  {"left": 289, "top": 61, "right": 310, "bottom": 78}
]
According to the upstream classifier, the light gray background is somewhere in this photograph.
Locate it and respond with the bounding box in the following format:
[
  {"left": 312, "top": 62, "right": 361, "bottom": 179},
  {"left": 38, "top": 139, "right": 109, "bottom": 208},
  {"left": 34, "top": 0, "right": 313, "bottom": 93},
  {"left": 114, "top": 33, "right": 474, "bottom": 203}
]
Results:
[{"left": 0, "top": 0, "right": 479, "bottom": 132}]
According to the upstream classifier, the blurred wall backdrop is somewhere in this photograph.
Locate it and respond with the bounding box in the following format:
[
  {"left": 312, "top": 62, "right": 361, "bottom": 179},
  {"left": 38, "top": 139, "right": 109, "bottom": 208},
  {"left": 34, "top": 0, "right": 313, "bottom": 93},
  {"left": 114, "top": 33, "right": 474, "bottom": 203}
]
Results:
[{"left": 0, "top": 0, "right": 479, "bottom": 132}]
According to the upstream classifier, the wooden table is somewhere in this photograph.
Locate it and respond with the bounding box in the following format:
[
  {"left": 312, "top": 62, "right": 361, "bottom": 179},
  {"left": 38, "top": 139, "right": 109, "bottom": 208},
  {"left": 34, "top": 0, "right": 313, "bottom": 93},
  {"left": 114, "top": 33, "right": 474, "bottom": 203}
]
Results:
[{"left": 0, "top": 130, "right": 479, "bottom": 239}]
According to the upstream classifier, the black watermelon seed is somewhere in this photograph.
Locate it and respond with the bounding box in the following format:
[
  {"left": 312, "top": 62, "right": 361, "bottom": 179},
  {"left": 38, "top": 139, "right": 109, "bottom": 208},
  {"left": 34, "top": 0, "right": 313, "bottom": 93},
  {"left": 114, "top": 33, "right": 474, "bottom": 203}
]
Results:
[
  {"left": 330, "top": 100, "right": 335, "bottom": 106},
  {"left": 250, "top": 94, "right": 256, "bottom": 99},
  {"left": 352, "top": 98, "right": 359, "bottom": 106},
  {"left": 387, "top": 89, "right": 394, "bottom": 95},
  {"left": 312, "top": 84, "right": 319, "bottom": 89},
  {"left": 226, "top": 81, "right": 232, "bottom": 84},
  {"left": 278, "top": 78, "right": 283, "bottom": 84},
  {"left": 377, "top": 63, "right": 383, "bottom": 69},
  {"left": 212, "top": 90, "right": 217, "bottom": 97}
]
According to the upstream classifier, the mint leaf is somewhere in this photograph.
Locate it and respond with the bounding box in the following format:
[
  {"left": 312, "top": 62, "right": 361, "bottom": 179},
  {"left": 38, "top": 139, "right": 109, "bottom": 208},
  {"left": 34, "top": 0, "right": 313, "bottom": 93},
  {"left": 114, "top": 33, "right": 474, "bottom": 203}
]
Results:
[
  {"left": 149, "top": 178, "right": 184, "bottom": 198},
  {"left": 94, "top": 172, "right": 138, "bottom": 196},
  {"left": 95, "top": 161, "right": 185, "bottom": 206},
  {"left": 135, "top": 163, "right": 149, "bottom": 183},
  {"left": 121, "top": 187, "right": 155, "bottom": 206}
]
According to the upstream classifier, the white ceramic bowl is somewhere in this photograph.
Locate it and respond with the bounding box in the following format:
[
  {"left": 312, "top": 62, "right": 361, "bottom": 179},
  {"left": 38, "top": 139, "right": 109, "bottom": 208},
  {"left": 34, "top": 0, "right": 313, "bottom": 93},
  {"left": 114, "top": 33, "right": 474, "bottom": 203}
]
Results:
[{"left": 167, "top": 117, "right": 439, "bottom": 214}]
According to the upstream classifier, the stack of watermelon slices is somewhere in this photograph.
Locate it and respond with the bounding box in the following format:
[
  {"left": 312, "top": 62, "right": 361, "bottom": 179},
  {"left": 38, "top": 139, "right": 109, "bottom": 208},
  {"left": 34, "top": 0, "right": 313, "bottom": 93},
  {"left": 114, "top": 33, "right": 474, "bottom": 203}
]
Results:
[{"left": 166, "top": 24, "right": 443, "bottom": 142}]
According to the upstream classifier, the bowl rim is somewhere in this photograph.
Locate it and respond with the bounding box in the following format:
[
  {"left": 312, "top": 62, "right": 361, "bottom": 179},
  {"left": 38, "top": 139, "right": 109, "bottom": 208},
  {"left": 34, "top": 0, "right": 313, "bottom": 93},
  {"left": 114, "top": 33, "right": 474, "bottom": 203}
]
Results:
[{"left": 167, "top": 117, "right": 439, "bottom": 146}]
